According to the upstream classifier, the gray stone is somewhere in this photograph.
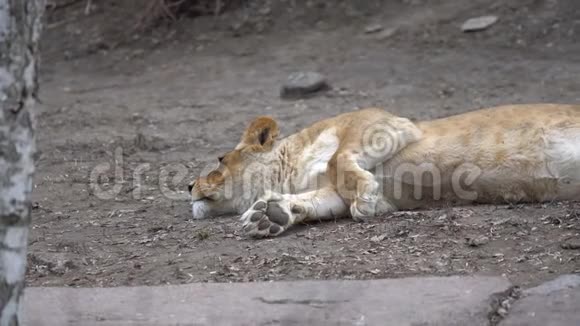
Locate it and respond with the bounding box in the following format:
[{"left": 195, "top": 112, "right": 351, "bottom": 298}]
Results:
[
  {"left": 22, "top": 276, "right": 512, "bottom": 326},
  {"left": 500, "top": 275, "right": 580, "bottom": 326},
  {"left": 466, "top": 235, "right": 490, "bottom": 247},
  {"left": 375, "top": 27, "right": 398, "bottom": 40},
  {"left": 364, "top": 23, "right": 383, "bottom": 34},
  {"left": 461, "top": 15, "right": 499, "bottom": 32},
  {"left": 560, "top": 239, "right": 580, "bottom": 250},
  {"left": 280, "top": 72, "right": 329, "bottom": 99}
]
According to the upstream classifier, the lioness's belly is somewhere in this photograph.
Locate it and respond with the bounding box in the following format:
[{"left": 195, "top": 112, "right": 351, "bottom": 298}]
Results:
[{"left": 375, "top": 104, "right": 580, "bottom": 209}]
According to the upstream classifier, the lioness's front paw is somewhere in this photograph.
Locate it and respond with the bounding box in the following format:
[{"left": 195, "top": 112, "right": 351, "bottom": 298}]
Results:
[
  {"left": 350, "top": 197, "right": 395, "bottom": 222},
  {"left": 240, "top": 195, "right": 295, "bottom": 238},
  {"left": 350, "top": 197, "right": 378, "bottom": 222},
  {"left": 350, "top": 179, "right": 382, "bottom": 222}
]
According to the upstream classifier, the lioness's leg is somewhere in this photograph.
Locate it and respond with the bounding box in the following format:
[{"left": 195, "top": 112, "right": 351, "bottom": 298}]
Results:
[
  {"left": 327, "top": 115, "right": 421, "bottom": 221},
  {"left": 329, "top": 152, "right": 396, "bottom": 221},
  {"left": 240, "top": 187, "right": 348, "bottom": 237}
]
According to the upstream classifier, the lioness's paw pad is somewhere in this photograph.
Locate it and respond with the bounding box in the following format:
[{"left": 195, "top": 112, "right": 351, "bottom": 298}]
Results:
[{"left": 240, "top": 199, "right": 292, "bottom": 238}]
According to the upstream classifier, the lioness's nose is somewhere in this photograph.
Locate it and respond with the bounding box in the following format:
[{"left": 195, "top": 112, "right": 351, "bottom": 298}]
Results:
[{"left": 188, "top": 181, "right": 196, "bottom": 192}]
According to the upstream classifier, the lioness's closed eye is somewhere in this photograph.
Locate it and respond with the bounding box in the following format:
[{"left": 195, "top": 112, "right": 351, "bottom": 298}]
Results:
[{"left": 190, "top": 104, "right": 580, "bottom": 238}]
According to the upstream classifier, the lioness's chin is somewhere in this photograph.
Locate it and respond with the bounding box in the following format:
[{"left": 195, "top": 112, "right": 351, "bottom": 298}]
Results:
[{"left": 191, "top": 200, "right": 211, "bottom": 219}]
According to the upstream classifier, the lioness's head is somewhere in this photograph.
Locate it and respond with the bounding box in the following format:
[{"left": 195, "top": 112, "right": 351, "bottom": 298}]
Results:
[{"left": 189, "top": 116, "right": 280, "bottom": 219}]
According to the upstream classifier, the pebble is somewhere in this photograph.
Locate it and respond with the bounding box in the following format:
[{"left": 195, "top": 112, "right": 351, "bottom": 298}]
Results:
[
  {"left": 466, "top": 235, "right": 490, "bottom": 247},
  {"left": 461, "top": 15, "right": 498, "bottom": 32},
  {"left": 561, "top": 240, "right": 580, "bottom": 250},
  {"left": 280, "top": 72, "right": 329, "bottom": 99},
  {"left": 373, "top": 27, "right": 398, "bottom": 40},
  {"left": 364, "top": 23, "right": 383, "bottom": 34},
  {"left": 370, "top": 233, "right": 388, "bottom": 243}
]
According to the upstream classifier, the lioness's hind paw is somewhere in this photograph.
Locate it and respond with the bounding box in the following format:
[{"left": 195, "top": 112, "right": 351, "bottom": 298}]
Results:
[{"left": 240, "top": 198, "right": 293, "bottom": 238}]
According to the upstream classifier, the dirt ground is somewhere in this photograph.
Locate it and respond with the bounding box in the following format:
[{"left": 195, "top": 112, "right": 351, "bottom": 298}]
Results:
[{"left": 28, "top": 0, "right": 580, "bottom": 288}]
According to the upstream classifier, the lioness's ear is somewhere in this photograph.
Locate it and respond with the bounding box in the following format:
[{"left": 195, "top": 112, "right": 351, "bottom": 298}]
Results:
[{"left": 236, "top": 116, "right": 279, "bottom": 152}]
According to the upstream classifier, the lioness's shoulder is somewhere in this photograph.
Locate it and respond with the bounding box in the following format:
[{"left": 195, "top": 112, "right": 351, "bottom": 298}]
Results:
[{"left": 290, "top": 107, "right": 422, "bottom": 153}]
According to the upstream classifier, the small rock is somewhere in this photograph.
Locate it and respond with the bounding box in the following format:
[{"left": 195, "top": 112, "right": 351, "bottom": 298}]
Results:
[
  {"left": 461, "top": 15, "right": 498, "bottom": 32},
  {"left": 364, "top": 23, "right": 383, "bottom": 34},
  {"left": 561, "top": 240, "right": 580, "bottom": 250},
  {"left": 280, "top": 72, "right": 329, "bottom": 100},
  {"left": 466, "top": 235, "right": 490, "bottom": 247},
  {"left": 375, "top": 27, "right": 398, "bottom": 40},
  {"left": 370, "top": 233, "right": 388, "bottom": 243}
]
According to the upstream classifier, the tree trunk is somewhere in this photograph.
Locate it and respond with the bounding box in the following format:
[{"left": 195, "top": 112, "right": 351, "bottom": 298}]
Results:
[{"left": 0, "top": 0, "right": 44, "bottom": 325}]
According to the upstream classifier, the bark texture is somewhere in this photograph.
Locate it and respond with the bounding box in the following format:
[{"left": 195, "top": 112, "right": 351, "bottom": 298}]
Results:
[{"left": 0, "top": 0, "right": 44, "bottom": 325}]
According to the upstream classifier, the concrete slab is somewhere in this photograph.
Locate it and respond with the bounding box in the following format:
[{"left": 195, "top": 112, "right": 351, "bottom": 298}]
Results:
[
  {"left": 500, "top": 275, "right": 580, "bottom": 326},
  {"left": 21, "top": 276, "right": 511, "bottom": 326}
]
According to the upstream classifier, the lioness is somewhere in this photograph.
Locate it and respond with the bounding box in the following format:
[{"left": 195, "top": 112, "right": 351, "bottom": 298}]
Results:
[{"left": 189, "top": 104, "right": 580, "bottom": 237}]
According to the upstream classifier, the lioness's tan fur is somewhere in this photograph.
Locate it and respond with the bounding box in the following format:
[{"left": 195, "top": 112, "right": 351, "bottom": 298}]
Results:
[{"left": 190, "top": 104, "right": 580, "bottom": 237}]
